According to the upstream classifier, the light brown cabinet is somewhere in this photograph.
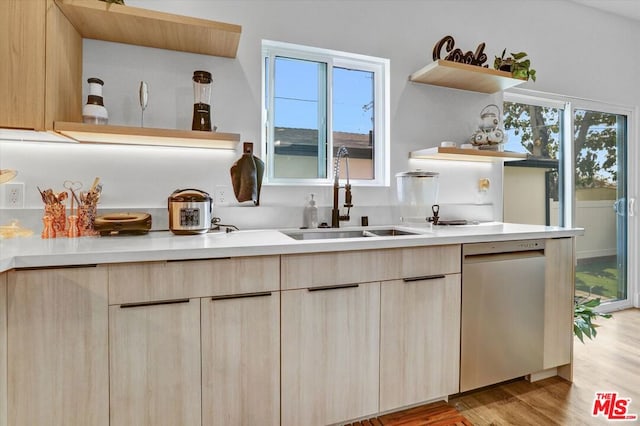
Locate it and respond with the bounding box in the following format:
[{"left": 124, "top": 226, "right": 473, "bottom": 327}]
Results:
[
  {"left": 7, "top": 266, "right": 109, "bottom": 426},
  {"left": 0, "top": 273, "right": 6, "bottom": 426},
  {"left": 201, "top": 292, "right": 280, "bottom": 426},
  {"left": 108, "top": 256, "right": 280, "bottom": 305},
  {"left": 281, "top": 245, "right": 460, "bottom": 290},
  {"left": 0, "top": 239, "right": 575, "bottom": 425},
  {"left": 108, "top": 256, "right": 280, "bottom": 425},
  {"left": 380, "top": 274, "right": 461, "bottom": 411},
  {"left": 544, "top": 237, "right": 575, "bottom": 376},
  {"left": 281, "top": 245, "right": 462, "bottom": 424},
  {"left": 281, "top": 282, "right": 380, "bottom": 426},
  {"left": 109, "top": 298, "right": 202, "bottom": 426},
  {"left": 1, "top": 0, "right": 82, "bottom": 130},
  {"left": 1, "top": 0, "right": 241, "bottom": 147}
]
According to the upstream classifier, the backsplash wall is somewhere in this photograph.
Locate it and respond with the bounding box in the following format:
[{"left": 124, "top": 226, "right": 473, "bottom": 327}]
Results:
[
  {"left": 2, "top": 0, "right": 639, "bottom": 231},
  {"left": 0, "top": 140, "right": 500, "bottom": 230}
]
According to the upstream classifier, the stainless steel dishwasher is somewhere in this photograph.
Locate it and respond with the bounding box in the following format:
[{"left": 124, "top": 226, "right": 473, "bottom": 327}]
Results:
[{"left": 460, "top": 239, "right": 546, "bottom": 392}]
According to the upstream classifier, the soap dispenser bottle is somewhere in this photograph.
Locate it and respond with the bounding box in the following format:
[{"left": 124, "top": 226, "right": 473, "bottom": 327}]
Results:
[{"left": 303, "top": 194, "right": 318, "bottom": 229}]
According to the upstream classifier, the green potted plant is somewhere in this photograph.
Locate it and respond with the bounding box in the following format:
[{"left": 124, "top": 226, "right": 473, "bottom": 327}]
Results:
[
  {"left": 574, "top": 297, "right": 612, "bottom": 343},
  {"left": 494, "top": 49, "right": 537, "bottom": 82}
]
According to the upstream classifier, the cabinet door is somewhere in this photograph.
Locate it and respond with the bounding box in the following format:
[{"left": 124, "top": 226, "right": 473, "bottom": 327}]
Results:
[
  {"left": 0, "top": 0, "right": 81, "bottom": 130},
  {"left": 380, "top": 275, "right": 461, "bottom": 411},
  {"left": 544, "top": 237, "right": 575, "bottom": 372},
  {"left": 109, "top": 298, "right": 201, "bottom": 426},
  {"left": 0, "top": 0, "right": 46, "bottom": 129},
  {"left": 0, "top": 273, "right": 6, "bottom": 426},
  {"left": 201, "top": 292, "right": 280, "bottom": 426},
  {"left": 281, "top": 283, "right": 380, "bottom": 426},
  {"left": 7, "top": 266, "right": 109, "bottom": 426},
  {"left": 281, "top": 245, "right": 460, "bottom": 290},
  {"left": 108, "top": 256, "right": 280, "bottom": 305}
]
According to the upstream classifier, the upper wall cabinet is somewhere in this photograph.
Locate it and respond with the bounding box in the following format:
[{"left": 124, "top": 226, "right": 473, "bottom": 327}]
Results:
[
  {"left": 410, "top": 60, "right": 525, "bottom": 94},
  {"left": 0, "top": 0, "right": 82, "bottom": 130},
  {"left": 54, "top": 0, "right": 241, "bottom": 58},
  {"left": 1, "top": 0, "right": 242, "bottom": 148}
]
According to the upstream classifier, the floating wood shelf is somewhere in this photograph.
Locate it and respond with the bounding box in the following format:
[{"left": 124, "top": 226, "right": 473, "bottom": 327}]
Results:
[
  {"left": 410, "top": 147, "right": 528, "bottom": 162},
  {"left": 54, "top": 122, "right": 240, "bottom": 150},
  {"left": 409, "top": 60, "right": 525, "bottom": 94},
  {"left": 55, "top": 0, "right": 241, "bottom": 57}
]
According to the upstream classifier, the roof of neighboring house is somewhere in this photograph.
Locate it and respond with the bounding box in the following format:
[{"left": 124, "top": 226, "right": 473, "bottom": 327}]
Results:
[{"left": 274, "top": 127, "right": 372, "bottom": 158}]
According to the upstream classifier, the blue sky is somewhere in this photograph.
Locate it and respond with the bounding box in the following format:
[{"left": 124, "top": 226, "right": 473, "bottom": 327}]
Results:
[{"left": 273, "top": 57, "right": 373, "bottom": 134}]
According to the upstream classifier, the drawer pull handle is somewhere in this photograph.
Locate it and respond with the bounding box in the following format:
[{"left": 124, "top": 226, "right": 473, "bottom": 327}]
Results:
[
  {"left": 166, "top": 257, "right": 231, "bottom": 263},
  {"left": 403, "top": 274, "right": 445, "bottom": 282},
  {"left": 16, "top": 264, "right": 98, "bottom": 271},
  {"left": 211, "top": 291, "right": 272, "bottom": 301},
  {"left": 120, "top": 298, "right": 190, "bottom": 309},
  {"left": 308, "top": 284, "right": 359, "bottom": 292}
]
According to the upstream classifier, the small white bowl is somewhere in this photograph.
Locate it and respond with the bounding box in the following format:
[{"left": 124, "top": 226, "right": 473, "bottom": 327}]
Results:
[{"left": 440, "top": 141, "right": 457, "bottom": 148}]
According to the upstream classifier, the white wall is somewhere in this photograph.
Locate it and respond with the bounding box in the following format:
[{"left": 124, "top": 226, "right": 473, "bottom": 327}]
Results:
[{"left": 1, "top": 0, "right": 639, "bottom": 230}]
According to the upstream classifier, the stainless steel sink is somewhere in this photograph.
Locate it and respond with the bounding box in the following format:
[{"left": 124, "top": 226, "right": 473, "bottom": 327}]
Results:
[
  {"left": 364, "top": 228, "right": 417, "bottom": 237},
  {"left": 280, "top": 227, "right": 419, "bottom": 240}
]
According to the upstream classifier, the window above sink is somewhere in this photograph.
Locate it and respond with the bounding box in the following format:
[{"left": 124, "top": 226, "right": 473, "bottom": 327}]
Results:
[{"left": 262, "top": 40, "right": 390, "bottom": 187}]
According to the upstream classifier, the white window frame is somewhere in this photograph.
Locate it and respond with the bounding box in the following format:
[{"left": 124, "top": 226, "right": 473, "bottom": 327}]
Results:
[{"left": 261, "top": 40, "right": 390, "bottom": 187}]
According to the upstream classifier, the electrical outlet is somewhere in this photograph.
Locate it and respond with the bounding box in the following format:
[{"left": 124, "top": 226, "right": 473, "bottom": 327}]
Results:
[
  {"left": 5, "top": 182, "right": 25, "bottom": 208},
  {"left": 215, "top": 185, "right": 230, "bottom": 206}
]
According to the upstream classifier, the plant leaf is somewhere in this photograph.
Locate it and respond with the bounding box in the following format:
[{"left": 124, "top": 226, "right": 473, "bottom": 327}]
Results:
[
  {"left": 574, "top": 324, "right": 585, "bottom": 343},
  {"left": 583, "top": 298, "right": 601, "bottom": 308},
  {"left": 511, "top": 52, "right": 527, "bottom": 60}
]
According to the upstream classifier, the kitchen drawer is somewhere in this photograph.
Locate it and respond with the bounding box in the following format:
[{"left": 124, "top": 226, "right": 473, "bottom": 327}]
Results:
[
  {"left": 108, "top": 256, "right": 280, "bottom": 305},
  {"left": 281, "top": 245, "right": 460, "bottom": 290}
]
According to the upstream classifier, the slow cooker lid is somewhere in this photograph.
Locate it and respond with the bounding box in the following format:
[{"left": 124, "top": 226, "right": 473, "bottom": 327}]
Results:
[{"left": 170, "top": 188, "right": 211, "bottom": 202}]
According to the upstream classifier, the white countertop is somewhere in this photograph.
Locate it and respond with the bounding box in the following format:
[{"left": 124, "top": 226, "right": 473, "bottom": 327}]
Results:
[{"left": 0, "top": 222, "right": 584, "bottom": 273}]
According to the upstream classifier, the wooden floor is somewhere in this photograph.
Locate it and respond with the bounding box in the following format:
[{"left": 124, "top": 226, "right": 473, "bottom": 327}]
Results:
[
  {"left": 449, "top": 308, "right": 640, "bottom": 425},
  {"left": 345, "top": 401, "right": 473, "bottom": 425}
]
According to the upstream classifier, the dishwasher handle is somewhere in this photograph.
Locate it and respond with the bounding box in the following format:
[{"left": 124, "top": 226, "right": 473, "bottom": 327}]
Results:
[{"left": 463, "top": 249, "right": 544, "bottom": 264}]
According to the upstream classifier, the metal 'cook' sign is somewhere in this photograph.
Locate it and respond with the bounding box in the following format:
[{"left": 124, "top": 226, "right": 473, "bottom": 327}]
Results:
[{"left": 432, "top": 35, "right": 488, "bottom": 68}]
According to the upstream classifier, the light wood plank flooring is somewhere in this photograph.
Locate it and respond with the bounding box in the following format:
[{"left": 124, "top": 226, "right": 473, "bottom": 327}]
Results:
[{"left": 450, "top": 308, "right": 640, "bottom": 425}]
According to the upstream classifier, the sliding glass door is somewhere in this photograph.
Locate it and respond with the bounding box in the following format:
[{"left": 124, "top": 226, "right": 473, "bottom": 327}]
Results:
[
  {"left": 572, "top": 107, "right": 628, "bottom": 306},
  {"left": 503, "top": 92, "right": 635, "bottom": 310}
]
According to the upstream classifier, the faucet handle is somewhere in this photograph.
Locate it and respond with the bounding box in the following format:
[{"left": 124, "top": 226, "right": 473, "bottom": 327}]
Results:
[{"left": 344, "top": 183, "right": 353, "bottom": 208}]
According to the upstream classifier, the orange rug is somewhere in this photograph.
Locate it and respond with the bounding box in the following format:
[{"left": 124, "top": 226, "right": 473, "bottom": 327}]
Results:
[{"left": 343, "top": 401, "right": 473, "bottom": 426}]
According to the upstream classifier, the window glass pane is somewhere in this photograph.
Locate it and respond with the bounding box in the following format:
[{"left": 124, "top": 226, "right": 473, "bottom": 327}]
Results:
[
  {"left": 262, "top": 40, "right": 388, "bottom": 185},
  {"left": 332, "top": 67, "right": 374, "bottom": 180},
  {"left": 273, "top": 57, "right": 327, "bottom": 179},
  {"left": 503, "top": 102, "right": 561, "bottom": 158},
  {"left": 573, "top": 110, "right": 627, "bottom": 303},
  {"left": 502, "top": 101, "right": 563, "bottom": 227}
]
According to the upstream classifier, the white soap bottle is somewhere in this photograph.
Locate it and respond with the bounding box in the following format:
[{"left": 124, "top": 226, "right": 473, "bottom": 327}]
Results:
[{"left": 303, "top": 194, "right": 318, "bottom": 229}]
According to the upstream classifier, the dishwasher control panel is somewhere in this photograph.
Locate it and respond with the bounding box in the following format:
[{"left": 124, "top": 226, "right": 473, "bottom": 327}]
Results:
[{"left": 463, "top": 239, "right": 545, "bottom": 257}]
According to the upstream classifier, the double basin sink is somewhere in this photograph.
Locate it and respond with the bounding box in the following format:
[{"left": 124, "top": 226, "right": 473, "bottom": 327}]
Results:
[{"left": 281, "top": 227, "right": 421, "bottom": 240}]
